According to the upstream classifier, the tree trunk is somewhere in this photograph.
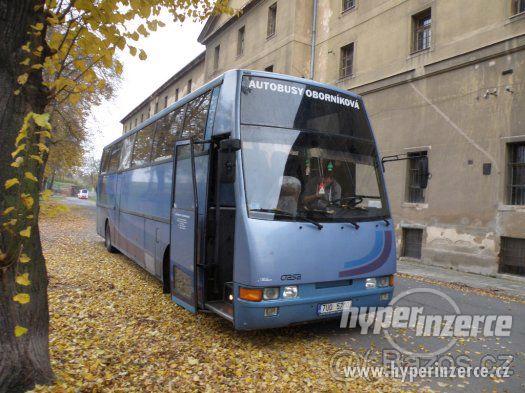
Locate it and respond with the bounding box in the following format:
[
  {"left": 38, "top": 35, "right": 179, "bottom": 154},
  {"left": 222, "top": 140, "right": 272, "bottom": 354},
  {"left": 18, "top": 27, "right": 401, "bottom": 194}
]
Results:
[
  {"left": 0, "top": 1, "right": 53, "bottom": 392},
  {"left": 48, "top": 172, "right": 55, "bottom": 191}
]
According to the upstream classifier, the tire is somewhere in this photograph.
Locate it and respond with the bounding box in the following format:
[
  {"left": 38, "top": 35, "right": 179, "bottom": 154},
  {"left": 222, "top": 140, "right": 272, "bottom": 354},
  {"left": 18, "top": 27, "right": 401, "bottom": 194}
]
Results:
[{"left": 105, "top": 223, "right": 117, "bottom": 253}]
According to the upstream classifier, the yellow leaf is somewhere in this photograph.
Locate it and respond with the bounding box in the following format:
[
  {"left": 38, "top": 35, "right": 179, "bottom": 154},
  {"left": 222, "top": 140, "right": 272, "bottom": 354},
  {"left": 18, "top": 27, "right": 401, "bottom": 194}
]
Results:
[
  {"left": 15, "top": 130, "right": 27, "bottom": 145},
  {"left": 130, "top": 31, "right": 139, "bottom": 41},
  {"left": 35, "top": 143, "right": 49, "bottom": 153},
  {"left": 16, "top": 273, "right": 31, "bottom": 286},
  {"left": 137, "top": 24, "right": 148, "bottom": 36},
  {"left": 14, "top": 90, "right": 20, "bottom": 95},
  {"left": 31, "top": 64, "right": 43, "bottom": 70},
  {"left": 13, "top": 293, "right": 30, "bottom": 304},
  {"left": 15, "top": 325, "right": 28, "bottom": 337},
  {"left": 2, "top": 207, "right": 15, "bottom": 216},
  {"left": 21, "top": 194, "right": 34, "bottom": 209},
  {"left": 11, "top": 157, "right": 24, "bottom": 168},
  {"left": 25, "top": 172, "right": 37, "bottom": 182},
  {"left": 4, "top": 219, "right": 17, "bottom": 227},
  {"left": 40, "top": 189, "right": 52, "bottom": 201},
  {"left": 19, "top": 253, "right": 30, "bottom": 263},
  {"left": 30, "top": 155, "right": 43, "bottom": 165},
  {"left": 21, "top": 43, "right": 31, "bottom": 52},
  {"left": 115, "top": 61, "right": 123, "bottom": 75},
  {"left": 32, "top": 113, "right": 50, "bottom": 128},
  {"left": 46, "top": 16, "right": 59, "bottom": 25},
  {"left": 36, "top": 130, "right": 52, "bottom": 139},
  {"left": 68, "top": 93, "right": 80, "bottom": 105},
  {"left": 138, "top": 50, "right": 147, "bottom": 61},
  {"left": 128, "top": 46, "right": 137, "bottom": 56},
  {"left": 31, "top": 23, "right": 44, "bottom": 31},
  {"left": 5, "top": 178, "right": 20, "bottom": 189},
  {"left": 17, "top": 73, "right": 28, "bottom": 85},
  {"left": 20, "top": 58, "right": 30, "bottom": 66},
  {"left": 20, "top": 227, "right": 31, "bottom": 238},
  {"left": 11, "top": 144, "right": 26, "bottom": 158}
]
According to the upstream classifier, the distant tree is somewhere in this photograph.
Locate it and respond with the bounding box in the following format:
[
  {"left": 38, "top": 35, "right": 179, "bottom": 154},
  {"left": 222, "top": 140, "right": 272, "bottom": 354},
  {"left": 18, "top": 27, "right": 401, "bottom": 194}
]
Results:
[{"left": 0, "top": 1, "right": 230, "bottom": 391}]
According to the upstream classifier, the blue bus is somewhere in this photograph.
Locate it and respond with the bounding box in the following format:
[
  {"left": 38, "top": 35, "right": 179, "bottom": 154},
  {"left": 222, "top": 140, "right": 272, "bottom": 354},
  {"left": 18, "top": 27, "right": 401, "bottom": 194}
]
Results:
[{"left": 97, "top": 70, "right": 428, "bottom": 330}]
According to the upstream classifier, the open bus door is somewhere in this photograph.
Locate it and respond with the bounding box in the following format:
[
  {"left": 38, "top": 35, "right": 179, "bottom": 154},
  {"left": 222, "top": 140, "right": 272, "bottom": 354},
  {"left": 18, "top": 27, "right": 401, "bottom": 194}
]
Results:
[{"left": 170, "top": 140, "right": 198, "bottom": 312}]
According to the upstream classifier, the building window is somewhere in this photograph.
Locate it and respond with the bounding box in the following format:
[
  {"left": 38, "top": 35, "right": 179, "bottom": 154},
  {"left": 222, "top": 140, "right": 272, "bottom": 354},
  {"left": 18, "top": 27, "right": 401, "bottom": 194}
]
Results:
[
  {"left": 412, "top": 9, "right": 432, "bottom": 52},
  {"left": 213, "top": 45, "right": 220, "bottom": 71},
  {"left": 340, "top": 43, "right": 354, "bottom": 78},
  {"left": 175, "top": 88, "right": 179, "bottom": 101},
  {"left": 155, "top": 101, "right": 159, "bottom": 113},
  {"left": 500, "top": 237, "right": 525, "bottom": 276},
  {"left": 140, "top": 114, "right": 143, "bottom": 123},
  {"left": 265, "top": 65, "right": 274, "bottom": 72},
  {"left": 402, "top": 228, "right": 423, "bottom": 260},
  {"left": 267, "top": 2, "right": 277, "bottom": 38},
  {"left": 512, "top": 0, "right": 525, "bottom": 15},
  {"left": 507, "top": 142, "right": 525, "bottom": 205},
  {"left": 134, "top": 118, "right": 138, "bottom": 127},
  {"left": 342, "top": 0, "right": 355, "bottom": 12},
  {"left": 187, "top": 79, "right": 192, "bottom": 93},
  {"left": 164, "top": 95, "right": 168, "bottom": 108},
  {"left": 237, "top": 26, "right": 245, "bottom": 56},
  {"left": 406, "top": 151, "right": 427, "bottom": 203}
]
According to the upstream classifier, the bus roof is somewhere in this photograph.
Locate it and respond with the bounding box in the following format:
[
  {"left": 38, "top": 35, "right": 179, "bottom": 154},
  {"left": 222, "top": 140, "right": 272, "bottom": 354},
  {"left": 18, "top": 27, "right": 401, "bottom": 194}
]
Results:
[{"left": 104, "top": 70, "right": 363, "bottom": 151}]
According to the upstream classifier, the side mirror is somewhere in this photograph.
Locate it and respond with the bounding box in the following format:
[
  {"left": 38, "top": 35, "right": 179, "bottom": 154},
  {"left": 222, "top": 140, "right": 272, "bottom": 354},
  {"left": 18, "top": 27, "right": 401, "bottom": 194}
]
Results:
[
  {"left": 219, "top": 138, "right": 241, "bottom": 183},
  {"left": 418, "top": 156, "right": 430, "bottom": 189}
]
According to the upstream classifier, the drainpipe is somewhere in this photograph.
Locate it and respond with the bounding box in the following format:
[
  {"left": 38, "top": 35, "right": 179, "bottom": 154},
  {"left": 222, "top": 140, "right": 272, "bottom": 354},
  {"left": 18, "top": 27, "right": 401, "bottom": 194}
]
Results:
[{"left": 309, "top": 0, "right": 318, "bottom": 80}]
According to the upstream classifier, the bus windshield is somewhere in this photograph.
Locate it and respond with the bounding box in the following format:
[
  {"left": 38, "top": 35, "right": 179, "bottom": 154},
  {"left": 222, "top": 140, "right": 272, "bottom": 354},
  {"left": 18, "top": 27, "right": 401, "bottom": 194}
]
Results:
[{"left": 240, "top": 76, "right": 389, "bottom": 223}]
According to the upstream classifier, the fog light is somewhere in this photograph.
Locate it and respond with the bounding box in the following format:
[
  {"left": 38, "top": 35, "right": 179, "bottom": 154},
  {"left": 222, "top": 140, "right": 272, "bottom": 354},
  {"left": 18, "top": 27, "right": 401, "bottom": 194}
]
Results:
[
  {"left": 263, "top": 287, "right": 279, "bottom": 300},
  {"left": 380, "top": 293, "right": 390, "bottom": 301},
  {"left": 283, "top": 285, "right": 298, "bottom": 298},
  {"left": 264, "top": 307, "right": 279, "bottom": 317},
  {"left": 378, "top": 276, "right": 389, "bottom": 288},
  {"left": 365, "top": 278, "right": 377, "bottom": 289}
]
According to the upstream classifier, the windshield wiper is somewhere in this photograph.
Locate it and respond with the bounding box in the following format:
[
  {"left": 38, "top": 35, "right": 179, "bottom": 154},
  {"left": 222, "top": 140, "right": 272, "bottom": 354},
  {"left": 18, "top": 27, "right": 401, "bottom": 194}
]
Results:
[{"left": 249, "top": 208, "right": 323, "bottom": 230}]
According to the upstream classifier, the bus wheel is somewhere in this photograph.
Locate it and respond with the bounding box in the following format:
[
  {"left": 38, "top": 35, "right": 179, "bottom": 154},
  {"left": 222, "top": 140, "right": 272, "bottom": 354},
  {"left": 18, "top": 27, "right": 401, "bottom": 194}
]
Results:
[{"left": 105, "top": 222, "right": 117, "bottom": 253}]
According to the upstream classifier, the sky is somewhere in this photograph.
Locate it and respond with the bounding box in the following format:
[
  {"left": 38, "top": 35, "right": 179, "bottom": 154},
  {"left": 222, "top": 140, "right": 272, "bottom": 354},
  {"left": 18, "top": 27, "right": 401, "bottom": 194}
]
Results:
[{"left": 86, "top": 16, "right": 206, "bottom": 161}]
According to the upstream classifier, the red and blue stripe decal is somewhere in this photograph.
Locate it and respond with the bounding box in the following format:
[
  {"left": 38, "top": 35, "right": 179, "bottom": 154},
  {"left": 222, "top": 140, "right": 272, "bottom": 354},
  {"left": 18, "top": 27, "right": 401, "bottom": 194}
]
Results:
[{"left": 338, "top": 230, "right": 393, "bottom": 277}]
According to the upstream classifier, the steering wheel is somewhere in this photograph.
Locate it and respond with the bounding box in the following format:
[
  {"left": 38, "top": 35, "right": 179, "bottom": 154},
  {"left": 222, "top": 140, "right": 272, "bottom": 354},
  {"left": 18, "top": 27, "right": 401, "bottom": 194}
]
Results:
[{"left": 330, "top": 196, "right": 363, "bottom": 207}]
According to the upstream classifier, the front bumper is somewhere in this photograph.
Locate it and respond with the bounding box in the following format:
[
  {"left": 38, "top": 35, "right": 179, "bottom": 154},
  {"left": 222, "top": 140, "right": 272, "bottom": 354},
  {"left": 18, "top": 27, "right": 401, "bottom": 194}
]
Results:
[{"left": 233, "top": 282, "right": 394, "bottom": 330}]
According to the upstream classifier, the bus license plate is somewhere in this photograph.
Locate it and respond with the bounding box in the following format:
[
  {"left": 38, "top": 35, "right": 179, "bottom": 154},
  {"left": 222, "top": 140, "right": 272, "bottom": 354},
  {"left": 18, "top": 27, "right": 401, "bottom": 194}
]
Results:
[{"left": 318, "top": 300, "right": 352, "bottom": 315}]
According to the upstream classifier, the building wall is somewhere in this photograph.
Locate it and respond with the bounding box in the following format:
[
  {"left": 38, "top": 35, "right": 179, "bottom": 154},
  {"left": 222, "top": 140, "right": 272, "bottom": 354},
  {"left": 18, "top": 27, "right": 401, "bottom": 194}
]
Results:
[
  {"left": 120, "top": 0, "right": 525, "bottom": 275},
  {"left": 202, "top": 0, "right": 313, "bottom": 78},
  {"left": 308, "top": 0, "right": 525, "bottom": 275}
]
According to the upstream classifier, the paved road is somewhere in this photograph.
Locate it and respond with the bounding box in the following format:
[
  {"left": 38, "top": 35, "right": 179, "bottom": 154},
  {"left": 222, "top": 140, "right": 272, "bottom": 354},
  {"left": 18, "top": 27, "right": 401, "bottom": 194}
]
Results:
[
  {"left": 64, "top": 198, "right": 524, "bottom": 392},
  {"left": 313, "top": 277, "right": 525, "bottom": 392}
]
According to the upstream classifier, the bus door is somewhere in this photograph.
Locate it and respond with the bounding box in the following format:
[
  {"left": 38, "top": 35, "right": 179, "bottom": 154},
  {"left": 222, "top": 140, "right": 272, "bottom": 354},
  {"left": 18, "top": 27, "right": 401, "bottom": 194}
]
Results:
[{"left": 170, "top": 140, "right": 199, "bottom": 312}]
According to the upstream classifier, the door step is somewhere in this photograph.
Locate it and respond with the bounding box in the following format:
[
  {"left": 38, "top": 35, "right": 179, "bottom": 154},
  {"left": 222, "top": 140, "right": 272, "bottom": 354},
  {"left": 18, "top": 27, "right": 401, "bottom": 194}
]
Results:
[{"left": 205, "top": 301, "right": 234, "bottom": 322}]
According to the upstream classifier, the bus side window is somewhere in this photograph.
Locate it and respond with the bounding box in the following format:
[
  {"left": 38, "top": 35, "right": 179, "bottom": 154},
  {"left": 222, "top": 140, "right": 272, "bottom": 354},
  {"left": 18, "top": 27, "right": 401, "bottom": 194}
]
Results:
[
  {"left": 181, "top": 90, "right": 211, "bottom": 143},
  {"left": 152, "top": 106, "right": 185, "bottom": 161},
  {"left": 119, "top": 134, "right": 135, "bottom": 171},
  {"left": 205, "top": 87, "right": 221, "bottom": 140},
  {"left": 108, "top": 142, "right": 122, "bottom": 173},
  {"left": 131, "top": 123, "right": 155, "bottom": 167},
  {"left": 100, "top": 149, "right": 110, "bottom": 174}
]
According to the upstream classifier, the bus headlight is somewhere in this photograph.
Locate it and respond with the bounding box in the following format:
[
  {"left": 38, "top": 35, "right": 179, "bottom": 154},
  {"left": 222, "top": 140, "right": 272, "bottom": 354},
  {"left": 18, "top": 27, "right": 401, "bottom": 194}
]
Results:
[
  {"left": 365, "top": 278, "right": 377, "bottom": 289},
  {"left": 378, "top": 276, "right": 390, "bottom": 288},
  {"left": 263, "top": 287, "right": 279, "bottom": 300},
  {"left": 283, "top": 285, "right": 298, "bottom": 298}
]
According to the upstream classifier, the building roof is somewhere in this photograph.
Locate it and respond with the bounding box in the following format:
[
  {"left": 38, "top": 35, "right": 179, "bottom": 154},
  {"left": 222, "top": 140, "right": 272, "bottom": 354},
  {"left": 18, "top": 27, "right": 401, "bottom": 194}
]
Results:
[
  {"left": 120, "top": 51, "right": 206, "bottom": 124},
  {"left": 197, "top": 0, "right": 260, "bottom": 44}
]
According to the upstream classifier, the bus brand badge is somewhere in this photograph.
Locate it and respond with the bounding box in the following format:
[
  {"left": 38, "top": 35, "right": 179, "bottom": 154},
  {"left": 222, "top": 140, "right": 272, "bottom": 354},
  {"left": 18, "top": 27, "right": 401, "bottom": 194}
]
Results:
[{"left": 281, "top": 274, "right": 301, "bottom": 281}]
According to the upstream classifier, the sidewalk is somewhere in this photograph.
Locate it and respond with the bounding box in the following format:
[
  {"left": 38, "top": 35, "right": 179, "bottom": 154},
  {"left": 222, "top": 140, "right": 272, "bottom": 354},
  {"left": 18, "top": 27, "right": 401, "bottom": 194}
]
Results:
[{"left": 398, "top": 259, "right": 525, "bottom": 301}]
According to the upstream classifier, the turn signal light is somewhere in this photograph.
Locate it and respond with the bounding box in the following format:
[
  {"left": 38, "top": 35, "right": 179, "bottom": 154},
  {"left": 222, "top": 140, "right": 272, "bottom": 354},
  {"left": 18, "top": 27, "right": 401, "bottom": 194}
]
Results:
[
  {"left": 389, "top": 275, "right": 395, "bottom": 286},
  {"left": 239, "top": 287, "right": 263, "bottom": 302}
]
